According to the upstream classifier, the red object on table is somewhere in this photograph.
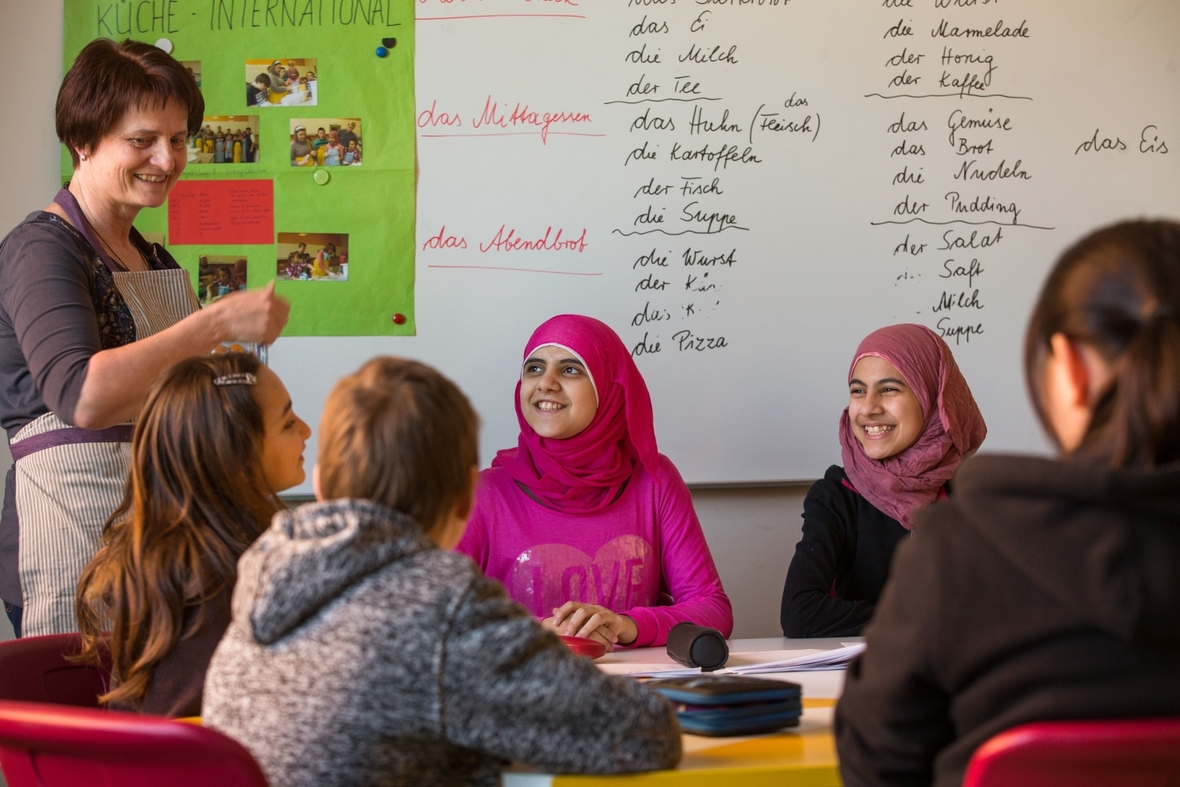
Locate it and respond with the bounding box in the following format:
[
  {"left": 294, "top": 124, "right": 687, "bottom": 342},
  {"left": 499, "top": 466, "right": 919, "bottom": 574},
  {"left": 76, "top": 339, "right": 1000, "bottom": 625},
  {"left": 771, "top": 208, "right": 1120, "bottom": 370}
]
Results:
[{"left": 559, "top": 635, "right": 607, "bottom": 660}]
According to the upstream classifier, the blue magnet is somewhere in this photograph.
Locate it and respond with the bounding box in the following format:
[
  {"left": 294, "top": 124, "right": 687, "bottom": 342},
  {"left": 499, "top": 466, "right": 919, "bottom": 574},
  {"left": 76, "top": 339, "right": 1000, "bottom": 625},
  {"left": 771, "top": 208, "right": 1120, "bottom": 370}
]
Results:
[{"left": 376, "top": 46, "right": 388, "bottom": 58}]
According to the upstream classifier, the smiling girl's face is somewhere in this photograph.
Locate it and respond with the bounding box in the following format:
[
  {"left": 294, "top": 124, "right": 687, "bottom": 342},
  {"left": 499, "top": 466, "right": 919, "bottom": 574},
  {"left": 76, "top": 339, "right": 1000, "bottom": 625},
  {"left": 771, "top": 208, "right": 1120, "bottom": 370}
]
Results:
[
  {"left": 255, "top": 365, "right": 312, "bottom": 493},
  {"left": 848, "top": 355, "right": 925, "bottom": 460},
  {"left": 520, "top": 345, "right": 598, "bottom": 439}
]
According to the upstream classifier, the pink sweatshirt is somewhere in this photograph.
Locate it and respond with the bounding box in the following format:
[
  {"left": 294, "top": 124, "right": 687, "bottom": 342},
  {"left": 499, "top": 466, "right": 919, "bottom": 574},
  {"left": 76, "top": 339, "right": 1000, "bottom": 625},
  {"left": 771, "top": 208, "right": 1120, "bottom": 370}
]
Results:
[{"left": 456, "top": 454, "right": 733, "bottom": 647}]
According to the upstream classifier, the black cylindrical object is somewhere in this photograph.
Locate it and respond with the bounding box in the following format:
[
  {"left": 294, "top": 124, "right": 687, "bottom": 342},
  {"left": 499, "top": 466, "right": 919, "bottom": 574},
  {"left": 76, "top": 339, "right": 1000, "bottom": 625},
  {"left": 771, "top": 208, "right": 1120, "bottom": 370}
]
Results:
[{"left": 666, "top": 622, "right": 729, "bottom": 671}]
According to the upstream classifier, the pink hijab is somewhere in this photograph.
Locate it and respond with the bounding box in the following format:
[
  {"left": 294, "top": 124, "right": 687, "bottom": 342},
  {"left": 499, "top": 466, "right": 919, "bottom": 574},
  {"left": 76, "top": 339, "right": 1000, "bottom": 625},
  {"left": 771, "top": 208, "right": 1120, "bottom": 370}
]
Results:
[
  {"left": 838, "top": 324, "right": 987, "bottom": 529},
  {"left": 493, "top": 315, "right": 661, "bottom": 514}
]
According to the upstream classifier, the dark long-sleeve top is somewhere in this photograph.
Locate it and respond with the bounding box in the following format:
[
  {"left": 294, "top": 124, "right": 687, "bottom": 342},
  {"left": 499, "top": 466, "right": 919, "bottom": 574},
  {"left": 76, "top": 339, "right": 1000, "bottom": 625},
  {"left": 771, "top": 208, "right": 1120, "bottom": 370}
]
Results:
[
  {"left": 835, "top": 455, "right": 1180, "bottom": 787},
  {"left": 0, "top": 211, "right": 173, "bottom": 607},
  {"left": 780, "top": 465, "right": 909, "bottom": 638},
  {"left": 0, "top": 212, "right": 145, "bottom": 436},
  {"left": 110, "top": 592, "right": 231, "bottom": 718}
]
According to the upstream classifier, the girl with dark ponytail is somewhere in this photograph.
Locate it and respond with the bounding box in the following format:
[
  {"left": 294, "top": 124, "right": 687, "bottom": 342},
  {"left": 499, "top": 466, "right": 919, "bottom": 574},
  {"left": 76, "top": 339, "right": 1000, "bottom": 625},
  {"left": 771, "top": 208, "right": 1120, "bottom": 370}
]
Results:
[
  {"left": 75, "top": 353, "right": 310, "bottom": 717},
  {"left": 835, "top": 220, "right": 1180, "bottom": 787},
  {"left": 1024, "top": 220, "right": 1180, "bottom": 468}
]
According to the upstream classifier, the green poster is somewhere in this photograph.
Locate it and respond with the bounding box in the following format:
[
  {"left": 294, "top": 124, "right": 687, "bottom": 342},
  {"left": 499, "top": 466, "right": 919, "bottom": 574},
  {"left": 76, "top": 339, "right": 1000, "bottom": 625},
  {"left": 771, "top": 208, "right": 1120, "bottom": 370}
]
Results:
[{"left": 63, "top": 0, "right": 416, "bottom": 335}]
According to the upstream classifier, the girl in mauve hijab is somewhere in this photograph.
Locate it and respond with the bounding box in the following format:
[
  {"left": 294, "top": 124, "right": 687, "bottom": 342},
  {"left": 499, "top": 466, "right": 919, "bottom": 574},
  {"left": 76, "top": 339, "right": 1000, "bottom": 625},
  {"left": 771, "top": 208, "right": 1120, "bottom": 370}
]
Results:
[
  {"left": 780, "top": 323, "right": 986, "bottom": 638},
  {"left": 456, "top": 314, "right": 732, "bottom": 650}
]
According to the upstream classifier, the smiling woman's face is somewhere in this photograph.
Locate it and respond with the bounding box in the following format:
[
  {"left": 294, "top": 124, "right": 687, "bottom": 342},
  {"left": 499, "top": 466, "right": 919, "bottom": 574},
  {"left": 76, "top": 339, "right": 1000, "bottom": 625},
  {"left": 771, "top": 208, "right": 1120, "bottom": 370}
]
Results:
[
  {"left": 519, "top": 345, "right": 598, "bottom": 440},
  {"left": 81, "top": 101, "right": 189, "bottom": 212},
  {"left": 848, "top": 355, "right": 925, "bottom": 460}
]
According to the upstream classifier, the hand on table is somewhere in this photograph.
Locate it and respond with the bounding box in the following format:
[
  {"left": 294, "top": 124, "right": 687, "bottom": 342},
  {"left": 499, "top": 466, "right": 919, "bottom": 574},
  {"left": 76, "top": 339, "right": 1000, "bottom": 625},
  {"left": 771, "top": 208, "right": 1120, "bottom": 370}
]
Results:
[
  {"left": 210, "top": 281, "right": 290, "bottom": 344},
  {"left": 542, "top": 602, "right": 638, "bottom": 653}
]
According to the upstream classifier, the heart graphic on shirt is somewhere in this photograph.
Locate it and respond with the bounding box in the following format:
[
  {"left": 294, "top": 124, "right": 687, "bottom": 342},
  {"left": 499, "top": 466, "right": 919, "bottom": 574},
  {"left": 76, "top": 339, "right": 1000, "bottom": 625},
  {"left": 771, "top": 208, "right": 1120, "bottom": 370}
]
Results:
[{"left": 510, "top": 535, "right": 654, "bottom": 618}]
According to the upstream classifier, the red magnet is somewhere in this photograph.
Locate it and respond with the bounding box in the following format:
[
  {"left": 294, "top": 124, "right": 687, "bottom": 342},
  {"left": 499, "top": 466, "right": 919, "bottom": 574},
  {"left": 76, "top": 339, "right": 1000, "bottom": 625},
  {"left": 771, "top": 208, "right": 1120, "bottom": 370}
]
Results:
[{"left": 392, "top": 313, "right": 406, "bottom": 325}]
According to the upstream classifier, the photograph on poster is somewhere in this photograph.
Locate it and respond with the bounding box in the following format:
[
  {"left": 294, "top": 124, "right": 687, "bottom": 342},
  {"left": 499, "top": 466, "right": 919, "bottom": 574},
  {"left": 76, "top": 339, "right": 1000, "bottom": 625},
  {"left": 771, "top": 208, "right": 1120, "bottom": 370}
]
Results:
[
  {"left": 181, "top": 60, "right": 201, "bottom": 89},
  {"left": 290, "top": 118, "right": 363, "bottom": 166},
  {"left": 246, "top": 58, "right": 317, "bottom": 107},
  {"left": 198, "top": 255, "right": 248, "bottom": 305},
  {"left": 190, "top": 116, "right": 259, "bottom": 164},
  {"left": 277, "top": 233, "right": 348, "bottom": 281}
]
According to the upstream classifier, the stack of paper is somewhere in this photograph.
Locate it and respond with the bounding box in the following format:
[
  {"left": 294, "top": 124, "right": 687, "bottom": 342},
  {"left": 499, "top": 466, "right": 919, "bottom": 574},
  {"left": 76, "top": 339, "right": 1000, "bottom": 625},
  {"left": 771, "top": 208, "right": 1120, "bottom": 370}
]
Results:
[
  {"left": 727, "top": 643, "right": 866, "bottom": 674},
  {"left": 596, "top": 663, "right": 708, "bottom": 679},
  {"left": 596, "top": 643, "right": 867, "bottom": 679}
]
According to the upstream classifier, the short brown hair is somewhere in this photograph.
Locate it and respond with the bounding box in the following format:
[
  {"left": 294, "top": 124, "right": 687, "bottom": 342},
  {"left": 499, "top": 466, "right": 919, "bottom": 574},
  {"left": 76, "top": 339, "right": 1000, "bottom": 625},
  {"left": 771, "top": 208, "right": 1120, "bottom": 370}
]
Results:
[
  {"left": 57, "top": 38, "right": 204, "bottom": 167},
  {"left": 1025, "top": 219, "right": 1180, "bottom": 467},
  {"left": 318, "top": 357, "right": 480, "bottom": 529}
]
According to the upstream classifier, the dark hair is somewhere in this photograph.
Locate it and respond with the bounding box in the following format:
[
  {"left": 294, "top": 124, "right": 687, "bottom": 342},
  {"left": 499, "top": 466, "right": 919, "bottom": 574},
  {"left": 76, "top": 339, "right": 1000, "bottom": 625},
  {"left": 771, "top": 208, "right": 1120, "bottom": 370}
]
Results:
[
  {"left": 318, "top": 357, "right": 479, "bottom": 530},
  {"left": 1025, "top": 219, "right": 1180, "bottom": 467},
  {"left": 57, "top": 38, "right": 203, "bottom": 168},
  {"left": 76, "top": 353, "right": 280, "bottom": 708}
]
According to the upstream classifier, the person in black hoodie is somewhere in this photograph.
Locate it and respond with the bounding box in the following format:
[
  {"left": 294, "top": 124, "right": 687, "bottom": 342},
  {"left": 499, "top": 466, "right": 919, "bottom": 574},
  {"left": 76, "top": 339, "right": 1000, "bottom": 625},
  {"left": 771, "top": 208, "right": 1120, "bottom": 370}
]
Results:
[{"left": 835, "top": 219, "right": 1180, "bottom": 787}]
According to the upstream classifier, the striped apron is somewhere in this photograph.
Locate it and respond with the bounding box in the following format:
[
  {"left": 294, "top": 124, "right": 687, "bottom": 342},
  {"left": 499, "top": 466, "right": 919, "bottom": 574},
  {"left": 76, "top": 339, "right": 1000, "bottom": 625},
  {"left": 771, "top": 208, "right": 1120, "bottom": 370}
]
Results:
[{"left": 12, "top": 188, "right": 198, "bottom": 637}]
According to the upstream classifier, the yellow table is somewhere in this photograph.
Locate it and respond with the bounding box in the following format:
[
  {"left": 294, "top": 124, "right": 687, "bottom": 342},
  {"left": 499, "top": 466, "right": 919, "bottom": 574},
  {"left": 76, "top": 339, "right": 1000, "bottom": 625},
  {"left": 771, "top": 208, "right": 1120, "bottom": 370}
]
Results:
[{"left": 503, "top": 637, "right": 853, "bottom": 787}]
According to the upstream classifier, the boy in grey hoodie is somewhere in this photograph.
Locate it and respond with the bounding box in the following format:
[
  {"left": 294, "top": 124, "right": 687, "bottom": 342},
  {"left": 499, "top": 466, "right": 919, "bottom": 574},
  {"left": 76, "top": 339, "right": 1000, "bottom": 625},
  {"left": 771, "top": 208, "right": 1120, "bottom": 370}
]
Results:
[{"left": 203, "top": 357, "right": 682, "bottom": 787}]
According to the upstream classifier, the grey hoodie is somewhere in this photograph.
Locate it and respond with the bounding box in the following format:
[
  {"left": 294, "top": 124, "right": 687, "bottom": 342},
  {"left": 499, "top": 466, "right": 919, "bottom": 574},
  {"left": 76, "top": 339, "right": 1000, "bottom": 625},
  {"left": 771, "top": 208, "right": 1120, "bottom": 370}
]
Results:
[
  {"left": 835, "top": 455, "right": 1180, "bottom": 787},
  {"left": 204, "top": 499, "right": 681, "bottom": 787}
]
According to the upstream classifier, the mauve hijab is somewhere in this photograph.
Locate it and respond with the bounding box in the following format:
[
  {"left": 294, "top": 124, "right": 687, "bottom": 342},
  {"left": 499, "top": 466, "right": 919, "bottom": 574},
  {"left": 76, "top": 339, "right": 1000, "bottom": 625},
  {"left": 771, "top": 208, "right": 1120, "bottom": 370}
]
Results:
[
  {"left": 493, "top": 315, "right": 661, "bottom": 513},
  {"left": 838, "top": 324, "right": 987, "bottom": 528}
]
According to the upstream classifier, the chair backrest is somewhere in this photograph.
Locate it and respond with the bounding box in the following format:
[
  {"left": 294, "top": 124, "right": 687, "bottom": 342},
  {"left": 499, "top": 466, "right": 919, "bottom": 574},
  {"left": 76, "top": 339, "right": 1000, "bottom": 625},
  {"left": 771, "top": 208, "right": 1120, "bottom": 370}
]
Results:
[
  {"left": 964, "top": 718, "right": 1180, "bottom": 787},
  {"left": 0, "top": 700, "right": 269, "bottom": 787},
  {"left": 0, "top": 634, "right": 110, "bottom": 707}
]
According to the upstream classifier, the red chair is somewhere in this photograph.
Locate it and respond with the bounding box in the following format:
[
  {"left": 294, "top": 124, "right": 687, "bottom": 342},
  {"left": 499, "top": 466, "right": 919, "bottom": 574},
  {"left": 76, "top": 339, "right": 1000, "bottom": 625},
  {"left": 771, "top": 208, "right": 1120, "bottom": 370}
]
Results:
[
  {"left": 0, "top": 700, "right": 268, "bottom": 786},
  {"left": 0, "top": 634, "right": 110, "bottom": 707},
  {"left": 964, "top": 718, "right": 1180, "bottom": 787}
]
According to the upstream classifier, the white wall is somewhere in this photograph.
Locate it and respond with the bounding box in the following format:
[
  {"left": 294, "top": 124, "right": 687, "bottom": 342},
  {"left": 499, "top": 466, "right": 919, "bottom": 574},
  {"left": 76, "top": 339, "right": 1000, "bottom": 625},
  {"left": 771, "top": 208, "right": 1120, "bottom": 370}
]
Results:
[
  {"left": 0, "top": 1, "right": 63, "bottom": 643},
  {"left": 692, "top": 486, "right": 806, "bottom": 639}
]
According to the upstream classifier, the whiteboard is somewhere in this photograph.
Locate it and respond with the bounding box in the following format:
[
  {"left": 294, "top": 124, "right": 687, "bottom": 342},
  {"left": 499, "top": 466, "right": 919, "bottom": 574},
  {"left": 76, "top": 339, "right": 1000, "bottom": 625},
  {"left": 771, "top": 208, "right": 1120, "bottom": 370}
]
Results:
[{"left": 272, "top": 0, "right": 1180, "bottom": 488}]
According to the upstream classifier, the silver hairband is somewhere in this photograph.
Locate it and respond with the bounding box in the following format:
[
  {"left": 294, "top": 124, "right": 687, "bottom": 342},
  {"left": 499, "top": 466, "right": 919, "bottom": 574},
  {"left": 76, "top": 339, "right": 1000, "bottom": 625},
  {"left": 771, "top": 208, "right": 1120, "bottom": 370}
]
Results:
[{"left": 213, "top": 373, "right": 257, "bottom": 387}]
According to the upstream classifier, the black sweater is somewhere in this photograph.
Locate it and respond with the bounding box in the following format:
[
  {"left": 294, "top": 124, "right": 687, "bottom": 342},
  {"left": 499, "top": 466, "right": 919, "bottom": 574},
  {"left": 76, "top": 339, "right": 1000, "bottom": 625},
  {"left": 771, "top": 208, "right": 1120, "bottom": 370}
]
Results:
[
  {"left": 835, "top": 455, "right": 1180, "bottom": 787},
  {"left": 781, "top": 465, "right": 909, "bottom": 638},
  {"left": 110, "top": 593, "right": 231, "bottom": 718}
]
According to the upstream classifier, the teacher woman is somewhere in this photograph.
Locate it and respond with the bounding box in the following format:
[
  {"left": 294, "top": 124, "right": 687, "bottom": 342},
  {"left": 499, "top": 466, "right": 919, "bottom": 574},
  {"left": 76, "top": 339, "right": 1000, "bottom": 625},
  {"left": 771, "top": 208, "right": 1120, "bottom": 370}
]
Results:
[{"left": 0, "top": 39, "right": 289, "bottom": 638}]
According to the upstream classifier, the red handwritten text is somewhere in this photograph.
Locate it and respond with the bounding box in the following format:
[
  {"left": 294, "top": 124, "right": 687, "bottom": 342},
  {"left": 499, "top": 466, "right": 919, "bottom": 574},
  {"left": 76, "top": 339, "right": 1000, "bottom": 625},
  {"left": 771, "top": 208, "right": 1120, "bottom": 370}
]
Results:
[
  {"left": 472, "top": 96, "right": 592, "bottom": 143},
  {"left": 479, "top": 226, "right": 589, "bottom": 253},
  {"left": 420, "top": 0, "right": 577, "bottom": 4},
  {"left": 417, "top": 100, "right": 463, "bottom": 129},
  {"left": 422, "top": 225, "right": 468, "bottom": 250}
]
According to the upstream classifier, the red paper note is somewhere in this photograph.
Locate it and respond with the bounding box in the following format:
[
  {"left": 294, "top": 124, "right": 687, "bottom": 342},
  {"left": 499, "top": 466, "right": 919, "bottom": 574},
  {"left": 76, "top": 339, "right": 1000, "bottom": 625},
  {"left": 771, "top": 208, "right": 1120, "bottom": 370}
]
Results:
[{"left": 167, "top": 180, "right": 274, "bottom": 245}]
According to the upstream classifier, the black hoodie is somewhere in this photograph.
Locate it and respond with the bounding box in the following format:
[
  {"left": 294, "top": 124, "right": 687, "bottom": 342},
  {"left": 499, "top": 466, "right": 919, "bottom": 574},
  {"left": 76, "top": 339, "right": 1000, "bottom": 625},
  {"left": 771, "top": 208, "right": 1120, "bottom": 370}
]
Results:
[{"left": 835, "top": 454, "right": 1180, "bottom": 787}]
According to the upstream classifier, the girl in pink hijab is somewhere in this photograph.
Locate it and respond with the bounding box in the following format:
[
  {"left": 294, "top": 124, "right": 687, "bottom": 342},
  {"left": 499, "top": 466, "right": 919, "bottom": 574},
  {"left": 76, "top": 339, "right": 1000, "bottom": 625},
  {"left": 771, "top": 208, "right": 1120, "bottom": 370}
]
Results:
[
  {"left": 780, "top": 323, "right": 986, "bottom": 638},
  {"left": 456, "top": 314, "right": 732, "bottom": 650}
]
